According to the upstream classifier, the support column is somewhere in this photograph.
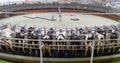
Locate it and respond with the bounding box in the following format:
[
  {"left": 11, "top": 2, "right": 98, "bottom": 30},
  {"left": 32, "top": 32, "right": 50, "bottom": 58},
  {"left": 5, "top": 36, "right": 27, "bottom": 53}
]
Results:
[
  {"left": 66, "top": 29, "right": 70, "bottom": 49},
  {"left": 38, "top": 34, "right": 43, "bottom": 63},
  {"left": 58, "top": 5, "right": 62, "bottom": 22},
  {"left": 90, "top": 41, "right": 95, "bottom": 63}
]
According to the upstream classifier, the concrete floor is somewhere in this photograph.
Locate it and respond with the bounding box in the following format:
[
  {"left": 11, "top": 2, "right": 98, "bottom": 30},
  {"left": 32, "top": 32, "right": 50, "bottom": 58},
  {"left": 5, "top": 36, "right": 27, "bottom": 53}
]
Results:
[{"left": 0, "top": 12, "right": 119, "bottom": 29}]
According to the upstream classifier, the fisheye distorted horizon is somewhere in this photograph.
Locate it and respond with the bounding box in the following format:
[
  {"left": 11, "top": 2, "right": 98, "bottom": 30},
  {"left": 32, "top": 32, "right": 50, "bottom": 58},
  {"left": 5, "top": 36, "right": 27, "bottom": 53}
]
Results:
[{"left": 0, "top": 0, "right": 120, "bottom": 3}]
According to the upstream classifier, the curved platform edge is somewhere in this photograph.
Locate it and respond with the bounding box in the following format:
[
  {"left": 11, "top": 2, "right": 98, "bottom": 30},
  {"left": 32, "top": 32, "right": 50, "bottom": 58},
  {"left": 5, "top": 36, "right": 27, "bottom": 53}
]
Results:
[{"left": 0, "top": 52, "right": 120, "bottom": 63}]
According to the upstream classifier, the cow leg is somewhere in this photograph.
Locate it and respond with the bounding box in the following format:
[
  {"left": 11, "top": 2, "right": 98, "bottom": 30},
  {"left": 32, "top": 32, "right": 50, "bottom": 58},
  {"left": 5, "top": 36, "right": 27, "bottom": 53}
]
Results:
[
  {"left": 35, "top": 50, "right": 38, "bottom": 56},
  {"left": 48, "top": 46, "right": 52, "bottom": 56},
  {"left": 34, "top": 42, "right": 39, "bottom": 56},
  {"left": 73, "top": 44, "right": 77, "bottom": 56},
  {"left": 4, "top": 40, "right": 8, "bottom": 50},
  {"left": 111, "top": 42, "right": 115, "bottom": 52},
  {"left": 9, "top": 43, "right": 14, "bottom": 52},
  {"left": 0, "top": 45, "right": 2, "bottom": 51},
  {"left": 8, "top": 40, "right": 14, "bottom": 52},
  {"left": 89, "top": 42, "right": 93, "bottom": 54},
  {"left": 97, "top": 41, "right": 100, "bottom": 54},
  {"left": 85, "top": 44, "right": 89, "bottom": 55},
  {"left": 101, "top": 42, "right": 105, "bottom": 53},
  {"left": 22, "top": 40, "right": 25, "bottom": 53},
  {"left": 5, "top": 43, "right": 9, "bottom": 50},
  {"left": 30, "top": 42, "right": 34, "bottom": 55},
  {"left": 72, "top": 44, "right": 75, "bottom": 55},
  {"left": 0, "top": 40, "right": 3, "bottom": 51},
  {"left": 108, "top": 43, "right": 112, "bottom": 53},
  {"left": 85, "top": 41, "right": 88, "bottom": 55},
  {"left": 30, "top": 46, "right": 32, "bottom": 55}
]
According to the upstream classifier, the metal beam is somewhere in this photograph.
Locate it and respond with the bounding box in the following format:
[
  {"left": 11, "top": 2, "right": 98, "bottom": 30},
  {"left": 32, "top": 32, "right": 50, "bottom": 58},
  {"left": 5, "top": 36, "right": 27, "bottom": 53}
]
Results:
[
  {"left": 40, "top": 41, "right": 43, "bottom": 63},
  {"left": 90, "top": 41, "right": 95, "bottom": 63},
  {"left": 0, "top": 12, "right": 120, "bottom": 14}
]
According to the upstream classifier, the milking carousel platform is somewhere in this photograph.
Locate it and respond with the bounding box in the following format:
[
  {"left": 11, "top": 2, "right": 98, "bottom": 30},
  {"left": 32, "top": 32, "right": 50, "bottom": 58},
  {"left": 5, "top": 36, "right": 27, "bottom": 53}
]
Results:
[
  {"left": 0, "top": 12, "right": 120, "bottom": 63},
  {"left": 1, "top": 52, "right": 120, "bottom": 63},
  {"left": 0, "top": 1, "right": 120, "bottom": 63}
]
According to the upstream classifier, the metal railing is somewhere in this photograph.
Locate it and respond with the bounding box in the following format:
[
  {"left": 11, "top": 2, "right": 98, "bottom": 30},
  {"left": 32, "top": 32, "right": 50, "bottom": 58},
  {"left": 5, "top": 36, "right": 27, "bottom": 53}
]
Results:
[
  {"left": 0, "top": 37, "right": 120, "bottom": 63},
  {"left": 0, "top": 37, "right": 120, "bottom": 50}
]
